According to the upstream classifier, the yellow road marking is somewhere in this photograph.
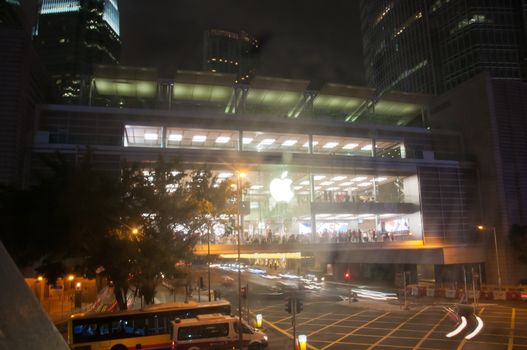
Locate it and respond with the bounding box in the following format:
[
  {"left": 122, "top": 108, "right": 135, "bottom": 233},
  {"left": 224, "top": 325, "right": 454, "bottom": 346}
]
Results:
[
  {"left": 456, "top": 307, "right": 485, "bottom": 350},
  {"left": 273, "top": 315, "right": 293, "bottom": 324},
  {"left": 367, "top": 306, "right": 430, "bottom": 350},
  {"left": 412, "top": 311, "right": 450, "bottom": 350},
  {"left": 320, "top": 312, "right": 391, "bottom": 350},
  {"left": 508, "top": 308, "right": 516, "bottom": 350},
  {"left": 263, "top": 318, "right": 319, "bottom": 350},
  {"left": 308, "top": 309, "right": 368, "bottom": 337},
  {"left": 286, "top": 312, "right": 334, "bottom": 331}
]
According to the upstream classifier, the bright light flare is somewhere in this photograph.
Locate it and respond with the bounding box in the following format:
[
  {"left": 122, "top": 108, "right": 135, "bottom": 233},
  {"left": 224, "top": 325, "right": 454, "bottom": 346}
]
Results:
[{"left": 446, "top": 316, "right": 467, "bottom": 338}]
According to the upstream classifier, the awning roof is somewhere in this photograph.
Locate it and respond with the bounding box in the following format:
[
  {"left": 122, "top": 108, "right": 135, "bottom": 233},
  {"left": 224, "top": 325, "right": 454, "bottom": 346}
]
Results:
[
  {"left": 172, "top": 70, "right": 235, "bottom": 105},
  {"left": 94, "top": 78, "right": 157, "bottom": 98}
]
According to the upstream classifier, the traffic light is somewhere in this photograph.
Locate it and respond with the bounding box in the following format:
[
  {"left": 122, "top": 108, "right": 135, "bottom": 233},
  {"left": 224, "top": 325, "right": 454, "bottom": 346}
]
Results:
[
  {"left": 344, "top": 272, "right": 351, "bottom": 282},
  {"left": 241, "top": 286, "right": 247, "bottom": 299},
  {"left": 296, "top": 299, "right": 304, "bottom": 314},
  {"left": 284, "top": 298, "right": 292, "bottom": 314}
]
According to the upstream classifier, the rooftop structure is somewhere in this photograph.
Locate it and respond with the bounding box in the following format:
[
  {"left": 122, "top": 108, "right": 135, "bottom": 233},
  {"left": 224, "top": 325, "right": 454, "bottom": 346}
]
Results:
[
  {"left": 87, "top": 67, "right": 431, "bottom": 128},
  {"left": 203, "top": 29, "right": 259, "bottom": 83}
]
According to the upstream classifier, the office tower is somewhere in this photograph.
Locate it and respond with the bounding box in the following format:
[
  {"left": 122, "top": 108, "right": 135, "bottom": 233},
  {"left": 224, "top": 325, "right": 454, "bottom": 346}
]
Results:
[
  {"left": 203, "top": 29, "right": 259, "bottom": 83},
  {"left": 0, "top": 0, "right": 52, "bottom": 186},
  {"left": 34, "top": 0, "right": 121, "bottom": 103},
  {"left": 360, "top": 0, "right": 527, "bottom": 94}
]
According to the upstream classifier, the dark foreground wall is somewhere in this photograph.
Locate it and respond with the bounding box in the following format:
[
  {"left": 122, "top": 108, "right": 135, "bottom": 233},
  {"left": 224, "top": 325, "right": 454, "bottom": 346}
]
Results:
[{"left": 0, "top": 242, "right": 69, "bottom": 349}]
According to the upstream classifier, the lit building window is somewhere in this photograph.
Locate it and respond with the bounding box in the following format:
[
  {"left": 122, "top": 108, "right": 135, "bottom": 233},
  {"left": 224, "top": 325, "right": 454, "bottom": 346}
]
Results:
[{"left": 40, "top": 0, "right": 80, "bottom": 14}]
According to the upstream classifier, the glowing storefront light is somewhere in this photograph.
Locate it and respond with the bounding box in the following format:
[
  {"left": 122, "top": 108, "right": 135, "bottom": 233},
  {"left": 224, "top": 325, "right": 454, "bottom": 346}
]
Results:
[
  {"left": 331, "top": 176, "right": 346, "bottom": 181},
  {"left": 242, "top": 137, "right": 253, "bottom": 144},
  {"left": 323, "top": 142, "right": 339, "bottom": 148},
  {"left": 343, "top": 143, "right": 359, "bottom": 150},
  {"left": 352, "top": 176, "right": 367, "bottom": 182},
  {"left": 361, "top": 144, "right": 373, "bottom": 151},
  {"left": 282, "top": 140, "right": 298, "bottom": 146},
  {"left": 314, "top": 175, "right": 326, "bottom": 180},
  {"left": 260, "top": 138, "right": 275, "bottom": 145},
  {"left": 144, "top": 133, "right": 158, "bottom": 141},
  {"left": 169, "top": 134, "right": 182, "bottom": 141},
  {"left": 218, "top": 172, "right": 233, "bottom": 178},
  {"left": 192, "top": 135, "right": 207, "bottom": 142},
  {"left": 216, "top": 136, "right": 231, "bottom": 143}
]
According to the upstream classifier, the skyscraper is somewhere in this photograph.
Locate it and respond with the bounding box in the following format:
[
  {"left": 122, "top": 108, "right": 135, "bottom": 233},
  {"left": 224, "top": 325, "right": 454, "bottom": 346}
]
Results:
[
  {"left": 0, "top": 0, "right": 53, "bottom": 186},
  {"left": 34, "top": 0, "right": 121, "bottom": 103},
  {"left": 203, "top": 29, "right": 259, "bottom": 83},
  {"left": 359, "top": 0, "right": 527, "bottom": 95}
]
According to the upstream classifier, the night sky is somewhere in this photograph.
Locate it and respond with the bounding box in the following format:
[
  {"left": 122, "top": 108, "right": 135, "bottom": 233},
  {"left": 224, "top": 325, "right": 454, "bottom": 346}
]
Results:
[{"left": 22, "top": 0, "right": 365, "bottom": 85}]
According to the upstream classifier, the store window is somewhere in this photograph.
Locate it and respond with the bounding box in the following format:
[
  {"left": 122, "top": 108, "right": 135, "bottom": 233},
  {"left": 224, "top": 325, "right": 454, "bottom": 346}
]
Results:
[
  {"left": 241, "top": 131, "right": 309, "bottom": 154},
  {"left": 311, "top": 135, "right": 373, "bottom": 156}
]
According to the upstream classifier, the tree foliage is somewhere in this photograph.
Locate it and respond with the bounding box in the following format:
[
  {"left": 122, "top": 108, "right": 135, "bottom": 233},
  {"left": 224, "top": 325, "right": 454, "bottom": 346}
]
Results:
[{"left": 0, "top": 153, "right": 237, "bottom": 309}]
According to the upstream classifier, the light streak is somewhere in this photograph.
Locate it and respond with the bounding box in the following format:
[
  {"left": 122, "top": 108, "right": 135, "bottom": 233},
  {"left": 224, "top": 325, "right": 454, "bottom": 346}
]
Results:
[
  {"left": 464, "top": 316, "right": 484, "bottom": 340},
  {"left": 446, "top": 316, "right": 467, "bottom": 338}
]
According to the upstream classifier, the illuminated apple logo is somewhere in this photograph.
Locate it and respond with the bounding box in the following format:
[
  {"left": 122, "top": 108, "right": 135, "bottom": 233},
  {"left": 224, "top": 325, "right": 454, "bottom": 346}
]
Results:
[{"left": 270, "top": 172, "right": 294, "bottom": 203}]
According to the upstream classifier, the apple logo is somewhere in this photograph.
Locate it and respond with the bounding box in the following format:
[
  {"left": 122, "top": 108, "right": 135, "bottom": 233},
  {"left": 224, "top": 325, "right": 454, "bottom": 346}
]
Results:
[{"left": 270, "top": 172, "right": 294, "bottom": 202}]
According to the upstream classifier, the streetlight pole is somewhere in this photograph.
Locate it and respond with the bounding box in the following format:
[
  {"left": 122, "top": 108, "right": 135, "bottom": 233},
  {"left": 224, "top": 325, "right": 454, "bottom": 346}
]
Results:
[
  {"left": 237, "top": 172, "right": 245, "bottom": 350},
  {"left": 207, "top": 224, "right": 211, "bottom": 302},
  {"left": 491, "top": 227, "right": 502, "bottom": 291},
  {"left": 478, "top": 225, "right": 502, "bottom": 291}
]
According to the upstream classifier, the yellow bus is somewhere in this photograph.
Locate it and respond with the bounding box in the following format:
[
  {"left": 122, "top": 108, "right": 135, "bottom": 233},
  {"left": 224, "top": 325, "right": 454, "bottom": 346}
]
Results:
[{"left": 56, "top": 300, "right": 231, "bottom": 350}]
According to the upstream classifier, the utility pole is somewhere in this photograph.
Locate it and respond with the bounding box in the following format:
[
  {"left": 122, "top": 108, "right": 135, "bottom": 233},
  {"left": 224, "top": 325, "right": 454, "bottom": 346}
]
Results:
[
  {"left": 403, "top": 271, "right": 409, "bottom": 310},
  {"left": 292, "top": 294, "right": 297, "bottom": 350},
  {"left": 471, "top": 267, "right": 478, "bottom": 312}
]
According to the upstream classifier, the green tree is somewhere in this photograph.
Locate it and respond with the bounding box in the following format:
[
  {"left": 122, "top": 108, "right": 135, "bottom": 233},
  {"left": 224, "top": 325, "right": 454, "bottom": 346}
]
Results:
[
  {"left": 118, "top": 159, "right": 237, "bottom": 305},
  {"left": 187, "top": 169, "right": 239, "bottom": 299},
  {"left": 1, "top": 153, "right": 237, "bottom": 309}
]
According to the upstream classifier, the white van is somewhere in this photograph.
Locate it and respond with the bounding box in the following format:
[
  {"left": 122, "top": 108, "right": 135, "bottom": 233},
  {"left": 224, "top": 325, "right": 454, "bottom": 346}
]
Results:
[{"left": 170, "top": 313, "right": 268, "bottom": 350}]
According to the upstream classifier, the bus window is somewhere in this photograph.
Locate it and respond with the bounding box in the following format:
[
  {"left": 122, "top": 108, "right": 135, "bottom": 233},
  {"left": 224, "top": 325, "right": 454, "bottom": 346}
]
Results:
[
  {"left": 73, "top": 321, "right": 109, "bottom": 343},
  {"left": 177, "top": 323, "right": 229, "bottom": 341}
]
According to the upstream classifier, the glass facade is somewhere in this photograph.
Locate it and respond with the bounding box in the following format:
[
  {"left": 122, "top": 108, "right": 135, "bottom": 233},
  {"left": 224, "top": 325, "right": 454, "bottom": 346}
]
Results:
[
  {"left": 103, "top": 0, "right": 120, "bottom": 35},
  {"left": 154, "top": 166, "right": 423, "bottom": 246},
  {"left": 124, "top": 123, "right": 425, "bottom": 245},
  {"left": 360, "top": 0, "right": 527, "bottom": 94},
  {"left": 35, "top": 0, "right": 121, "bottom": 103},
  {"left": 124, "top": 125, "right": 405, "bottom": 160}
]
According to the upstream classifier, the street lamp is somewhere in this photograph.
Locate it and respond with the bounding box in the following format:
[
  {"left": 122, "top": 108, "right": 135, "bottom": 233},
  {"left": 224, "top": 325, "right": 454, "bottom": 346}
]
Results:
[
  {"left": 237, "top": 171, "right": 246, "bottom": 350},
  {"left": 477, "top": 225, "right": 502, "bottom": 290}
]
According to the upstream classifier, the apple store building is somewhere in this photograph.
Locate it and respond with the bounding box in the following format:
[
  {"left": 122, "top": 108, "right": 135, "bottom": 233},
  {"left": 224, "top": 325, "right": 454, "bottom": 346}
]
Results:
[{"left": 29, "top": 71, "right": 485, "bottom": 285}]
